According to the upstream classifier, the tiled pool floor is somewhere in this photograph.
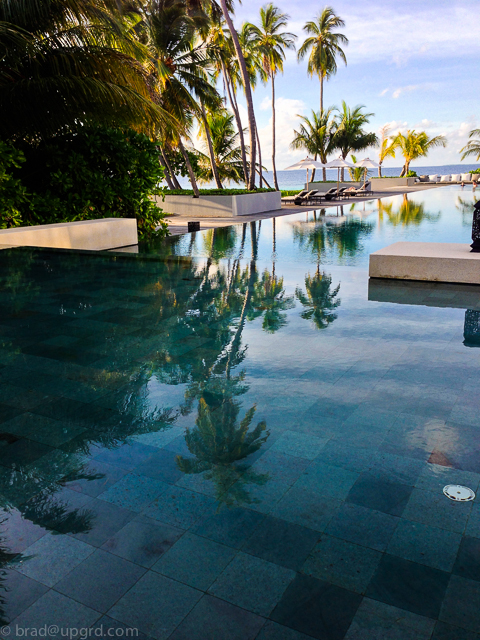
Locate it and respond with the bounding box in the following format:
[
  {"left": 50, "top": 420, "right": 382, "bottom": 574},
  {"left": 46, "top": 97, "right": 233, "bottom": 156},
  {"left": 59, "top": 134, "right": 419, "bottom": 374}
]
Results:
[{"left": 1, "top": 192, "right": 480, "bottom": 639}]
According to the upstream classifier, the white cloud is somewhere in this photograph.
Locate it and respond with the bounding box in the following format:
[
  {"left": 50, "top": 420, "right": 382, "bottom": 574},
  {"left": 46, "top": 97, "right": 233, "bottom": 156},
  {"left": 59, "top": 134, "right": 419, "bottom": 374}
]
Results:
[
  {"left": 257, "top": 97, "right": 306, "bottom": 170},
  {"left": 379, "top": 89, "right": 389, "bottom": 97}
]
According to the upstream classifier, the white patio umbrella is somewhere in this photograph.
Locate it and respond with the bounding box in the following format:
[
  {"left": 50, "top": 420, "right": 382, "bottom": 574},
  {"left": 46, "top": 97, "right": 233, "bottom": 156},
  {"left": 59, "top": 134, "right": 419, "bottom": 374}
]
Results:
[
  {"left": 355, "top": 157, "right": 380, "bottom": 187},
  {"left": 283, "top": 157, "right": 326, "bottom": 186},
  {"left": 324, "top": 156, "right": 356, "bottom": 193}
]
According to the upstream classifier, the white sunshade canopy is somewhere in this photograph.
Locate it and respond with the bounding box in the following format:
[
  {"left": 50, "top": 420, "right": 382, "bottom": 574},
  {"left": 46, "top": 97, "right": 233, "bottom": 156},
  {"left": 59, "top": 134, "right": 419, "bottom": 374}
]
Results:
[
  {"left": 355, "top": 157, "right": 380, "bottom": 169},
  {"left": 283, "top": 157, "right": 326, "bottom": 171},
  {"left": 324, "top": 156, "right": 356, "bottom": 169}
]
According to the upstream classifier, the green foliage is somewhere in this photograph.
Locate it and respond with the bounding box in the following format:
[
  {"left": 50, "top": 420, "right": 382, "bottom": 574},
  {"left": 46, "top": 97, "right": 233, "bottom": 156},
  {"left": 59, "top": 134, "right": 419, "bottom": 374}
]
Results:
[
  {"left": 470, "top": 168, "right": 480, "bottom": 174},
  {"left": 406, "top": 170, "right": 418, "bottom": 177},
  {"left": 166, "top": 188, "right": 275, "bottom": 195},
  {"left": 0, "top": 142, "right": 29, "bottom": 229},
  {"left": 1, "top": 128, "right": 167, "bottom": 239}
]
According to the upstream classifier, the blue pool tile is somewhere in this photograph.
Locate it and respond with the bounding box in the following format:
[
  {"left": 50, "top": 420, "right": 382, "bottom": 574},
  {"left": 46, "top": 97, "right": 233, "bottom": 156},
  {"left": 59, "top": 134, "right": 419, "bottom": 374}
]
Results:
[
  {"left": 256, "top": 620, "right": 317, "bottom": 640},
  {"left": 403, "top": 488, "right": 473, "bottom": 534},
  {"left": 366, "top": 554, "right": 450, "bottom": 618},
  {"left": 54, "top": 549, "right": 145, "bottom": 613},
  {"left": 432, "top": 621, "right": 480, "bottom": 640},
  {"left": 208, "top": 551, "right": 295, "bottom": 616},
  {"left": 70, "top": 498, "right": 135, "bottom": 547},
  {"left": 94, "top": 441, "right": 159, "bottom": 470},
  {"left": 2, "top": 412, "right": 86, "bottom": 447},
  {"left": 16, "top": 533, "right": 95, "bottom": 587},
  {"left": 315, "top": 440, "right": 377, "bottom": 472},
  {"left": 371, "top": 451, "right": 425, "bottom": 485},
  {"left": 325, "top": 503, "right": 398, "bottom": 552},
  {"left": 191, "top": 506, "right": 264, "bottom": 548},
  {"left": 346, "top": 471, "right": 413, "bottom": 516},
  {"left": 344, "top": 598, "right": 436, "bottom": 640},
  {"left": 440, "top": 575, "right": 480, "bottom": 633},
  {"left": 240, "top": 478, "right": 291, "bottom": 514},
  {"left": 243, "top": 515, "right": 319, "bottom": 571},
  {"left": 98, "top": 473, "right": 169, "bottom": 512},
  {"left": 153, "top": 532, "right": 236, "bottom": 590},
  {"left": 271, "top": 486, "right": 340, "bottom": 533},
  {"left": 169, "top": 594, "right": 264, "bottom": 640},
  {"left": 387, "top": 519, "right": 462, "bottom": 572},
  {"left": 270, "top": 573, "right": 362, "bottom": 640},
  {"left": 416, "top": 463, "right": 480, "bottom": 493},
  {"left": 10, "top": 589, "right": 100, "bottom": 633},
  {"left": 0, "top": 437, "right": 53, "bottom": 468},
  {"left": 0, "top": 403, "right": 23, "bottom": 425},
  {"left": 62, "top": 460, "right": 129, "bottom": 498},
  {"left": 102, "top": 515, "right": 183, "bottom": 568},
  {"left": 249, "top": 450, "right": 310, "bottom": 485},
  {"left": 269, "top": 431, "right": 329, "bottom": 460},
  {"left": 108, "top": 571, "right": 202, "bottom": 640},
  {"left": 0, "top": 508, "right": 47, "bottom": 553},
  {"left": 303, "top": 535, "right": 382, "bottom": 594},
  {"left": 0, "top": 569, "right": 49, "bottom": 624},
  {"left": 134, "top": 448, "right": 184, "bottom": 484},
  {"left": 466, "top": 503, "right": 480, "bottom": 539},
  {"left": 453, "top": 536, "right": 480, "bottom": 582},
  {"left": 294, "top": 462, "right": 359, "bottom": 500},
  {"left": 89, "top": 616, "right": 151, "bottom": 640},
  {"left": 144, "top": 486, "right": 216, "bottom": 529}
]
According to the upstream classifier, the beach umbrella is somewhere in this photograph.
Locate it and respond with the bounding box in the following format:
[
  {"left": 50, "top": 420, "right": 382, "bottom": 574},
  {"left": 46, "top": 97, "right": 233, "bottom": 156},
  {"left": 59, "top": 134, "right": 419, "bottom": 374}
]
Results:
[
  {"left": 355, "top": 157, "right": 380, "bottom": 187},
  {"left": 284, "top": 157, "right": 326, "bottom": 186},
  {"left": 324, "top": 156, "right": 356, "bottom": 193}
]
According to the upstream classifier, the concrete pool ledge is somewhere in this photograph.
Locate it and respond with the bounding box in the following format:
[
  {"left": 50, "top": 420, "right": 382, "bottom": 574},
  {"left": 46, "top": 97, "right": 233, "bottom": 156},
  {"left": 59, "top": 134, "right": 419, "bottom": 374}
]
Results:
[
  {"left": 0, "top": 218, "right": 138, "bottom": 251},
  {"left": 369, "top": 241, "right": 480, "bottom": 285}
]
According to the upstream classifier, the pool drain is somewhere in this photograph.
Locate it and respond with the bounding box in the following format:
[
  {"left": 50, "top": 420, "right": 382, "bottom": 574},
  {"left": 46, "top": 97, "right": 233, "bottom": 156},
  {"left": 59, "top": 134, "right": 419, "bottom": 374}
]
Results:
[{"left": 443, "top": 485, "right": 475, "bottom": 502}]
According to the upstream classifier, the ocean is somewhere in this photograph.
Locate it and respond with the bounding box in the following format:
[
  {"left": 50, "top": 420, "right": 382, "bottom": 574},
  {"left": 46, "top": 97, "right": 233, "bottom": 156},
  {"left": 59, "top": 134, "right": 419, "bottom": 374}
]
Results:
[{"left": 171, "top": 163, "right": 479, "bottom": 191}]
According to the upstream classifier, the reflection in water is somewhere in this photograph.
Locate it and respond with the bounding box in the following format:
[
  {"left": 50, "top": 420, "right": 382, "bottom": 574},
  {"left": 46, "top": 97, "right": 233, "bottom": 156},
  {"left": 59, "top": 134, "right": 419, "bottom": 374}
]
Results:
[
  {"left": 463, "top": 310, "right": 480, "bottom": 347},
  {"left": 296, "top": 270, "right": 341, "bottom": 330},
  {"left": 377, "top": 193, "right": 440, "bottom": 227},
  {"left": 456, "top": 195, "right": 478, "bottom": 227}
]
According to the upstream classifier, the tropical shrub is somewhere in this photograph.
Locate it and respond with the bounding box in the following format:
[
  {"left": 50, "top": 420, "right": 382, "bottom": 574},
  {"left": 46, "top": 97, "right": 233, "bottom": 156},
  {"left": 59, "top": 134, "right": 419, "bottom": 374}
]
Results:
[
  {"left": 0, "top": 142, "right": 29, "bottom": 229},
  {"left": 406, "top": 170, "right": 418, "bottom": 177},
  {"left": 1, "top": 127, "right": 168, "bottom": 239},
  {"left": 166, "top": 188, "right": 275, "bottom": 196}
]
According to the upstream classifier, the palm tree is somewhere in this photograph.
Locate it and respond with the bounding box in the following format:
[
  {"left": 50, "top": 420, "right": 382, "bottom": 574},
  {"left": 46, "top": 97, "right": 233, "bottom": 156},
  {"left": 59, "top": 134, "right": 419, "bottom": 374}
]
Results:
[
  {"left": 377, "top": 125, "right": 396, "bottom": 177},
  {"left": 334, "top": 102, "right": 378, "bottom": 180},
  {"left": 460, "top": 129, "right": 480, "bottom": 162},
  {"left": 197, "top": 110, "right": 247, "bottom": 184},
  {"left": 245, "top": 4, "right": 296, "bottom": 191},
  {"left": 392, "top": 130, "right": 447, "bottom": 177},
  {"left": 0, "top": 0, "right": 170, "bottom": 141},
  {"left": 297, "top": 7, "right": 348, "bottom": 112},
  {"left": 143, "top": 0, "right": 221, "bottom": 196},
  {"left": 290, "top": 108, "right": 337, "bottom": 182},
  {"left": 348, "top": 155, "right": 368, "bottom": 182},
  {"left": 218, "top": 0, "right": 258, "bottom": 189}
]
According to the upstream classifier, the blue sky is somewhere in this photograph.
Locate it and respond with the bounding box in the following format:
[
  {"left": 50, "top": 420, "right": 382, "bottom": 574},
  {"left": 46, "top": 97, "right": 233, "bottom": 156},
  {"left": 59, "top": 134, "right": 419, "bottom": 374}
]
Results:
[{"left": 224, "top": 0, "right": 479, "bottom": 170}]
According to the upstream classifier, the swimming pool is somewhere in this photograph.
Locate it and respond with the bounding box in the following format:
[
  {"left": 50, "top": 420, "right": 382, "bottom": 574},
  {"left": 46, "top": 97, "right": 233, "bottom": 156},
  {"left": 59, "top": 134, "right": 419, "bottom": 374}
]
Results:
[{"left": 1, "top": 185, "right": 479, "bottom": 639}]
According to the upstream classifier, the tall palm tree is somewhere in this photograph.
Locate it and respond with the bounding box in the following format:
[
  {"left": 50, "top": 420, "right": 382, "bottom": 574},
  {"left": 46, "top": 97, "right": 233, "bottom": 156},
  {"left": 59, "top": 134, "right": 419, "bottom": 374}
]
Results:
[
  {"left": 197, "top": 110, "right": 247, "bottom": 184},
  {"left": 460, "top": 129, "right": 480, "bottom": 161},
  {"left": 334, "top": 102, "right": 378, "bottom": 180},
  {"left": 143, "top": 0, "right": 221, "bottom": 196},
  {"left": 392, "top": 130, "right": 447, "bottom": 176},
  {"left": 245, "top": 4, "right": 296, "bottom": 191},
  {"left": 0, "top": 0, "right": 170, "bottom": 141},
  {"left": 290, "top": 108, "right": 337, "bottom": 181},
  {"left": 297, "top": 7, "right": 348, "bottom": 112},
  {"left": 377, "top": 125, "right": 396, "bottom": 177},
  {"left": 218, "top": 0, "right": 258, "bottom": 189}
]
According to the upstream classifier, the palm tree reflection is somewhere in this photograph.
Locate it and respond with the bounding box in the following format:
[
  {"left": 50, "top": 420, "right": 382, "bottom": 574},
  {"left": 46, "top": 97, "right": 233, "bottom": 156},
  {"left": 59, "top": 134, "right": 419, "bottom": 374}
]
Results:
[
  {"left": 296, "top": 269, "right": 341, "bottom": 329},
  {"left": 377, "top": 194, "right": 440, "bottom": 227}
]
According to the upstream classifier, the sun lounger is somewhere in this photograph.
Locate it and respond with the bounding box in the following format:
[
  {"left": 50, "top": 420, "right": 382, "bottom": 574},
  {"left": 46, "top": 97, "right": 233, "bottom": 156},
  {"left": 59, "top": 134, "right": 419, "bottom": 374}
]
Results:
[
  {"left": 294, "top": 190, "right": 319, "bottom": 205},
  {"left": 281, "top": 190, "right": 308, "bottom": 205}
]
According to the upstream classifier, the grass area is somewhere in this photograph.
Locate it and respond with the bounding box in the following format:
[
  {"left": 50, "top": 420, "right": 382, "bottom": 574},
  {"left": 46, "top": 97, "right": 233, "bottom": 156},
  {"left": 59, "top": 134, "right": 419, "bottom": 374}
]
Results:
[{"left": 166, "top": 188, "right": 275, "bottom": 196}]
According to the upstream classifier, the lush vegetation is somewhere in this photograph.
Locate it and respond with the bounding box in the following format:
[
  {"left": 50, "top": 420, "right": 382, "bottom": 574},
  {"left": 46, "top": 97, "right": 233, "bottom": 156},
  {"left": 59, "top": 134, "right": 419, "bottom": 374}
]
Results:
[{"left": 167, "top": 188, "right": 274, "bottom": 195}]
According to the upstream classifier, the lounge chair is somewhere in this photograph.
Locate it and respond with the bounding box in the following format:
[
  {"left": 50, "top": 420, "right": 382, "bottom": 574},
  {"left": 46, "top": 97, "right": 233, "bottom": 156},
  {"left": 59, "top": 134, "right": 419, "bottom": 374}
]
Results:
[
  {"left": 281, "top": 190, "right": 308, "bottom": 205},
  {"left": 294, "top": 190, "right": 319, "bottom": 205},
  {"left": 324, "top": 187, "right": 348, "bottom": 201},
  {"left": 352, "top": 182, "right": 373, "bottom": 197}
]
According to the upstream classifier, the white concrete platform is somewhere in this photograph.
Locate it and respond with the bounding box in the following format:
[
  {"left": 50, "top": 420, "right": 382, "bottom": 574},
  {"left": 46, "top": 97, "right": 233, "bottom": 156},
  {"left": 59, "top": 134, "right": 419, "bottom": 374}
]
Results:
[
  {"left": 158, "top": 192, "right": 281, "bottom": 217},
  {"left": 369, "top": 242, "right": 480, "bottom": 285},
  {"left": 0, "top": 218, "right": 138, "bottom": 251}
]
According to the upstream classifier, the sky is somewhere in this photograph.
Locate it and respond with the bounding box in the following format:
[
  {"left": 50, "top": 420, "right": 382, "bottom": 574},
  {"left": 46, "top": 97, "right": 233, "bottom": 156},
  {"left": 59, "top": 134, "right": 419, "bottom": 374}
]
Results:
[{"left": 220, "top": 0, "right": 480, "bottom": 171}]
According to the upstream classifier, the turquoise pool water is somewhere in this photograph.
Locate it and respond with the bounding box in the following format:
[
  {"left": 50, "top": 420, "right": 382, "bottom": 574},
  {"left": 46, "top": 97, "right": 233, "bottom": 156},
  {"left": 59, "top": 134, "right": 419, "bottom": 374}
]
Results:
[{"left": 1, "top": 185, "right": 480, "bottom": 639}]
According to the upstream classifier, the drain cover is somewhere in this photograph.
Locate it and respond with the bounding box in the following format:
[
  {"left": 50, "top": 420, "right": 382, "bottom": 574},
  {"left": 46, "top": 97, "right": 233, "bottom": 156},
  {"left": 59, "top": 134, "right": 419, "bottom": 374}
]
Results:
[{"left": 443, "top": 485, "right": 476, "bottom": 502}]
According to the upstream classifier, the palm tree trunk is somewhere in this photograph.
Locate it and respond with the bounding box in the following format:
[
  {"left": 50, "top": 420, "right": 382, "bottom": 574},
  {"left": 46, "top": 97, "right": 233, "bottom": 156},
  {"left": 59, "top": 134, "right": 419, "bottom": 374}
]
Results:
[
  {"left": 322, "top": 166, "right": 326, "bottom": 182},
  {"left": 201, "top": 101, "right": 223, "bottom": 189},
  {"left": 219, "top": 0, "right": 257, "bottom": 190},
  {"left": 256, "top": 124, "right": 263, "bottom": 188},
  {"left": 178, "top": 138, "right": 200, "bottom": 198},
  {"left": 320, "top": 73, "right": 324, "bottom": 113},
  {"left": 311, "top": 153, "right": 317, "bottom": 183},
  {"left": 223, "top": 63, "right": 248, "bottom": 187},
  {"left": 271, "top": 75, "right": 279, "bottom": 191},
  {"left": 378, "top": 162, "right": 382, "bottom": 178},
  {"left": 160, "top": 147, "right": 181, "bottom": 189},
  {"left": 159, "top": 153, "right": 174, "bottom": 190}
]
